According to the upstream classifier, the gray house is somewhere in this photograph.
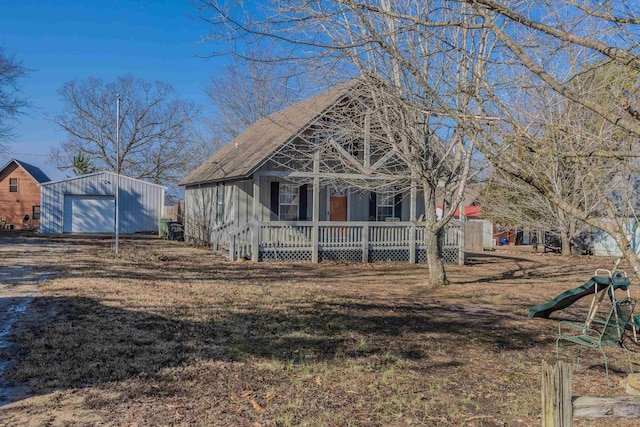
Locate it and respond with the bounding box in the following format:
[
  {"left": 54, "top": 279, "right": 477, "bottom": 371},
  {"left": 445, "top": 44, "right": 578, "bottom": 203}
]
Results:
[
  {"left": 180, "top": 82, "right": 464, "bottom": 264},
  {"left": 40, "top": 171, "right": 165, "bottom": 234}
]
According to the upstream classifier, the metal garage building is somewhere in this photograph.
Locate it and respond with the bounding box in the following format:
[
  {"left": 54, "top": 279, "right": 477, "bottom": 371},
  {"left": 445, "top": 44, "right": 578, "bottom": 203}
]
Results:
[{"left": 40, "top": 172, "right": 165, "bottom": 234}]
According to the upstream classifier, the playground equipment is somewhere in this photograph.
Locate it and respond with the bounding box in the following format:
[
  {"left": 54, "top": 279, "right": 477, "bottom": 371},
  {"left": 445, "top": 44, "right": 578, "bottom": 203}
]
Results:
[
  {"left": 529, "top": 269, "right": 637, "bottom": 340},
  {"left": 556, "top": 296, "right": 636, "bottom": 387},
  {"left": 530, "top": 218, "right": 640, "bottom": 326},
  {"left": 529, "top": 267, "right": 638, "bottom": 386},
  {"left": 529, "top": 217, "right": 640, "bottom": 385},
  {"left": 529, "top": 270, "right": 630, "bottom": 317}
]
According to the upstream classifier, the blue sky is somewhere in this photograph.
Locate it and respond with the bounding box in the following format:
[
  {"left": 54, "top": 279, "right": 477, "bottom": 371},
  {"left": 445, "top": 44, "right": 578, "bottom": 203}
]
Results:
[{"left": 0, "top": 0, "right": 221, "bottom": 180}]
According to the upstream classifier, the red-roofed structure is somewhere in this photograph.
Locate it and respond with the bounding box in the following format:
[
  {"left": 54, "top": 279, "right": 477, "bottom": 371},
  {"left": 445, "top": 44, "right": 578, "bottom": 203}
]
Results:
[{"left": 436, "top": 205, "right": 482, "bottom": 220}]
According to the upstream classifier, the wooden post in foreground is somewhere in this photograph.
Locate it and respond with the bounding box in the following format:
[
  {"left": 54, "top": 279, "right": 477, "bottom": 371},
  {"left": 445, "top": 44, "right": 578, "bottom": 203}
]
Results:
[
  {"left": 573, "top": 396, "right": 640, "bottom": 418},
  {"left": 542, "top": 361, "right": 573, "bottom": 427},
  {"left": 542, "top": 361, "right": 640, "bottom": 425}
]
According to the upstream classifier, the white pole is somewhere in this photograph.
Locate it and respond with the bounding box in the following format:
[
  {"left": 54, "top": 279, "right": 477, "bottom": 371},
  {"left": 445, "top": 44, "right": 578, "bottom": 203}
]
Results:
[
  {"left": 459, "top": 201, "right": 465, "bottom": 265},
  {"left": 115, "top": 94, "right": 120, "bottom": 255}
]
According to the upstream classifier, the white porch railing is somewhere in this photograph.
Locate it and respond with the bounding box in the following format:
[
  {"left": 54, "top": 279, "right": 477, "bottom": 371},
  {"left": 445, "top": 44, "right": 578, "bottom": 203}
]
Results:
[
  {"left": 228, "top": 221, "right": 464, "bottom": 265},
  {"left": 210, "top": 221, "right": 236, "bottom": 251}
]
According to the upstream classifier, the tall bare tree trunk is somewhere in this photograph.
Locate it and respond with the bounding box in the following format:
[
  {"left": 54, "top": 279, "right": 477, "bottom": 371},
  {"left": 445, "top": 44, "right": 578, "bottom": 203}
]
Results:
[
  {"left": 425, "top": 225, "right": 448, "bottom": 286},
  {"left": 560, "top": 231, "right": 571, "bottom": 256},
  {"left": 568, "top": 220, "right": 577, "bottom": 255}
]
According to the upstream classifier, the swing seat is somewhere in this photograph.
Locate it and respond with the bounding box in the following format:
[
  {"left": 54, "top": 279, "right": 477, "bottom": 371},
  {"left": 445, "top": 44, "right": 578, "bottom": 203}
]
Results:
[{"left": 557, "top": 297, "right": 636, "bottom": 386}]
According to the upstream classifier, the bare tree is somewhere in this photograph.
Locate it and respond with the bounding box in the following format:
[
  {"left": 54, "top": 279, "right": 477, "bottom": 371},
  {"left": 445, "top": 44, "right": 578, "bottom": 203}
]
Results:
[
  {"left": 180, "top": 120, "right": 220, "bottom": 177},
  {"left": 480, "top": 170, "right": 593, "bottom": 255},
  {"left": 481, "top": 61, "right": 636, "bottom": 255},
  {"left": 310, "top": 0, "right": 640, "bottom": 274},
  {"left": 206, "top": 57, "right": 302, "bottom": 141},
  {"left": 358, "top": 1, "right": 640, "bottom": 273},
  {"left": 51, "top": 74, "right": 199, "bottom": 186},
  {"left": 195, "top": 1, "right": 493, "bottom": 286},
  {"left": 460, "top": 6, "right": 640, "bottom": 270},
  {"left": 195, "top": 0, "right": 640, "bottom": 277},
  {"left": 184, "top": 183, "right": 217, "bottom": 246},
  {"left": 275, "top": 77, "right": 479, "bottom": 285},
  {"left": 0, "top": 47, "right": 27, "bottom": 151}
]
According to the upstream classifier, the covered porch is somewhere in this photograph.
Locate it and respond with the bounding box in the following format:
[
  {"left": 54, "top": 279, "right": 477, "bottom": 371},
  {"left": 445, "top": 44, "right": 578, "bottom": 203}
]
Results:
[{"left": 226, "top": 220, "right": 464, "bottom": 265}]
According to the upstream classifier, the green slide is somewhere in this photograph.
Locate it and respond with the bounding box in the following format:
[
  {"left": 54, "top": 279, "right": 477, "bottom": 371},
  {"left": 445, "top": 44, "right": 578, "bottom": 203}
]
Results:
[{"left": 528, "top": 275, "right": 630, "bottom": 319}]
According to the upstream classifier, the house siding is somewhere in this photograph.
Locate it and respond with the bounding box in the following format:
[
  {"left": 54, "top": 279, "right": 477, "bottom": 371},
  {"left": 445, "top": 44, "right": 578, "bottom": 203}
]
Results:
[
  {"left": 185, "top": 168, "right": 346, "bottom": 245},
  {"left": 0, "top": 162, "right": 42, "bottom": 228},
  {"left": 236, "top": 180, "right": 253, "bottom": 228},
  {"left": 319, "top": 187, "right": 328, "bottom": 221},
  {"left": 399, "top": 193, "right": 409, "bottom": 221},
  {"left": 260, "top": 175, "right": 278, "bottom": 221},
  {"left": 184, "top": 180, "right": 254, "bottom": 245},
  {"left": 415, "top": 192, "right": 425, "bottom": 220},
  {"left": 184, "top": 182, "right": 216, "bottom": 244},
  {"left": 350, "top": 191, "right": 370, "bottom": 221},
  {"left": 184, "top": 175, "right": 427, "bottom": 247},
  {"left": 349, "top": 190, "right": 412, "bottom": 222},
  {"left": 41, "top": 172, "right": 164, "bottom": 234}
]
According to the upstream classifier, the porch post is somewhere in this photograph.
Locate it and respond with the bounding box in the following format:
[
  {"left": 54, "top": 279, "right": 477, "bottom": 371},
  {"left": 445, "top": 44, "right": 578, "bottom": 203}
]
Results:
[
  {"left": 252, "top": 222, "right": 260, "bottom": 262},
  {"left": 409, "top": 178, "right": 417, "bottom": 264},
  {"left": 458, "top": 203, "right": 465, "bottom": 266},
  {"left": 312, "top": 143, "right": 320, "bottom": 263},
  {"left": 253, "top": 175, "right": 261, "bottom": 222},
  {"left": 252, "top": 175, "right": 261, "bottom": 262},
  {"left": 410, "top": 179, "right": 417, "bottom": 222},
  {"left": 362, "top": 223, "right": 369, "bottom": 263},
  {"left": 409, "top": 223, "right": 416, "bottom": 264},
  {"left": 364, "top": 110, "right": 371, "bottom": 173}
]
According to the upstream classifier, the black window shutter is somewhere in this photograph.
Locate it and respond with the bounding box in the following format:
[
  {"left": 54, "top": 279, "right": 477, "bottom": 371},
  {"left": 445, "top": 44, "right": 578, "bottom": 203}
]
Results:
[
  {"left": 395, "top": 191, "right": 403, "bottom": 220},
  {"left": 270, "top": 181, "right": 280, "bottom": 219},
  {"left": 299, "top": 184, "right": 308, "bottom": 221},
  {"left": 369, "top": 192, "right": 377, "bottom": 221}
]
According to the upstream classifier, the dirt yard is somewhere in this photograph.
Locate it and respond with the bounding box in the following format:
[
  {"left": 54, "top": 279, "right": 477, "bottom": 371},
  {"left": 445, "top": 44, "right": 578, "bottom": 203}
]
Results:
[{"left": 0, "top": 234, "right": 639, "bottom": 426}]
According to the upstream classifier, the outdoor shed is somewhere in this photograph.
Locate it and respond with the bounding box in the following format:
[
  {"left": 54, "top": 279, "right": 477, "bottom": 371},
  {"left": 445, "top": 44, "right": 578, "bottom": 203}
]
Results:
[{"left": 40, "top": 171, "right": 165, "bottom": 234}]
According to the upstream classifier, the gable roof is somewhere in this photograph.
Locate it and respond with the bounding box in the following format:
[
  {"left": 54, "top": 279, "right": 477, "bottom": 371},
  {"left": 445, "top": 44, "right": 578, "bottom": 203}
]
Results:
[
  {"left": 180, "top": 81, "right": 355, "bottom": 186},
  {"left": 0, "top": 159, "right": 51, "bottom": 183}
]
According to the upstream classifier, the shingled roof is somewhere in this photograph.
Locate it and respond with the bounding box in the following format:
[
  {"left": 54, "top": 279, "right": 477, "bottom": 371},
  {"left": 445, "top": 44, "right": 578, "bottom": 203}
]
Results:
[
  {"left": 180, "top": 81, "right": 355, "bottom": 186},
  {"left": 1, "top": 159, "right": 51, "bottom": 184}
]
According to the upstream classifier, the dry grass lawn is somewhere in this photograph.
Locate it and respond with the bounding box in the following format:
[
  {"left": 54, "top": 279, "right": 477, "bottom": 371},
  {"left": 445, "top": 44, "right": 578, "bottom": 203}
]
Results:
[{"left": 1, "top": 235, "right": 640, "bottom": 426}]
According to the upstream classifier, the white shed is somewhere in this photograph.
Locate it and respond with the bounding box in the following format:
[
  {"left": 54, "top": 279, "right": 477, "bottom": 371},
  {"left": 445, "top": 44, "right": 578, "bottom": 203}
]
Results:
[
  {"left": 592, "top": 219, "right": 640, "bottom": 257},
  {"left": 40, "top": 172, "right": 165, "bottom": 234}
]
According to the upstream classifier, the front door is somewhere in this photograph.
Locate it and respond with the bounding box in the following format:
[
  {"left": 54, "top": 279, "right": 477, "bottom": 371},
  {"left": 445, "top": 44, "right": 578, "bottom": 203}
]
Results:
[{"left": 329, "top": 188, "right": 347, "bottom": 221}]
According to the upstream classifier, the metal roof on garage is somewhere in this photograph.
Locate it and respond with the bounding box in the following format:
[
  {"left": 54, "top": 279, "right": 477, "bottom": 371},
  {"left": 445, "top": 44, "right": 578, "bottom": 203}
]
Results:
[{"left": 40, "top": 171, "right": 167, "bottom": 189}]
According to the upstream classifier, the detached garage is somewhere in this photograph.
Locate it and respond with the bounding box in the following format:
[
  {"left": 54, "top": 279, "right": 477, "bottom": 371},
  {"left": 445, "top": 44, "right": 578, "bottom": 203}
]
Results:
[{"left": 40, "top": 171, "right": 165, "bottom": 234}]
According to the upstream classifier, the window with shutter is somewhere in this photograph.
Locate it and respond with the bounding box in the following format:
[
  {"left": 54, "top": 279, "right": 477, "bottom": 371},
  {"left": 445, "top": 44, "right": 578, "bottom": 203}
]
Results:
[{"left": 279, "top": 184, "right": 299, "bottom": 221}]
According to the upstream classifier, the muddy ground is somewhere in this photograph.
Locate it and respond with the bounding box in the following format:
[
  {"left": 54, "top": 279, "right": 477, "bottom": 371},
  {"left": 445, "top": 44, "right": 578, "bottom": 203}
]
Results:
[{"left": 0, "top": 234, "right": 639, "bottom": 426}]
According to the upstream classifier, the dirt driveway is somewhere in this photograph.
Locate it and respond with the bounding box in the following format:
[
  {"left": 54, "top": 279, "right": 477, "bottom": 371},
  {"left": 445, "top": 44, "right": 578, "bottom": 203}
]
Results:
[{"left": 0, "top": 236, "right": 95, "bottom": 405}]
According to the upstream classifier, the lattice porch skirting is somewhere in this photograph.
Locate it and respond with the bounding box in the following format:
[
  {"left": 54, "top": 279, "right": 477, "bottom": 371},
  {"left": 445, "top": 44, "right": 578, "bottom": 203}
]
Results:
[{"left": 259, "top": 246, "right": 460, "bottom": 265}]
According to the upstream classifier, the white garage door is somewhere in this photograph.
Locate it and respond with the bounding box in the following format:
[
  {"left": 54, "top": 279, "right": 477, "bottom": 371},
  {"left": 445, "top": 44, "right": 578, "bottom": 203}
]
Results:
[{"left": 63, "top": 195, "right": 115, "bottom": 233}]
